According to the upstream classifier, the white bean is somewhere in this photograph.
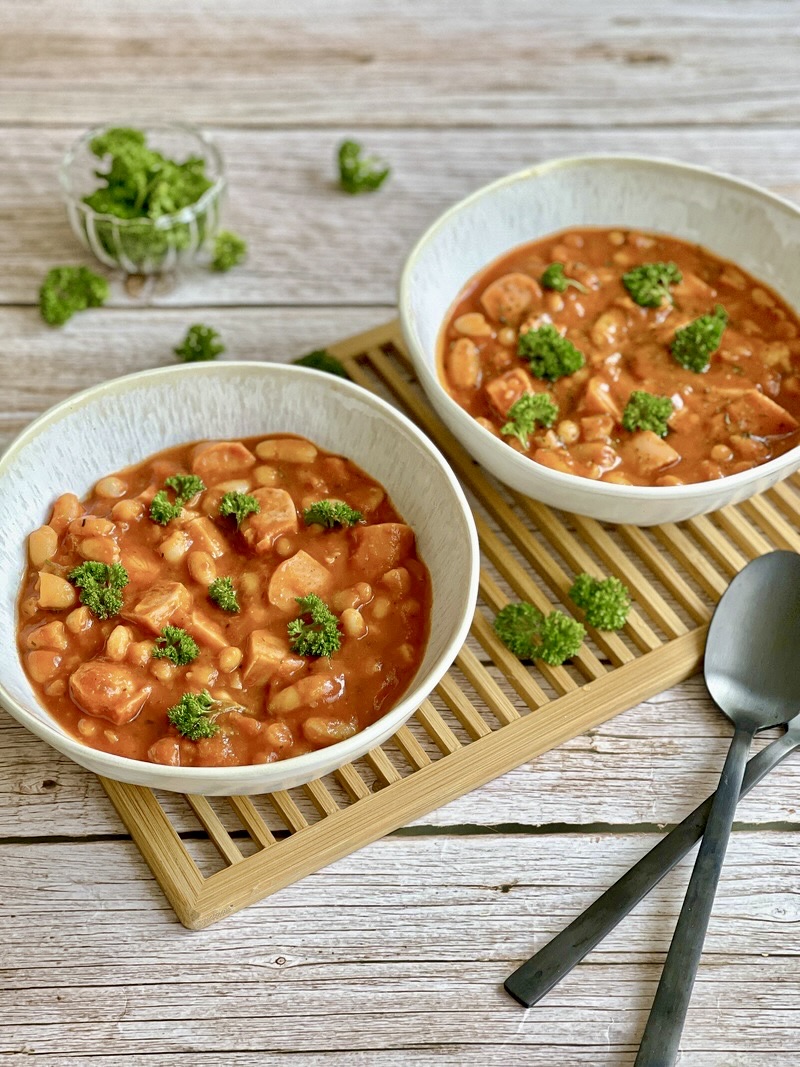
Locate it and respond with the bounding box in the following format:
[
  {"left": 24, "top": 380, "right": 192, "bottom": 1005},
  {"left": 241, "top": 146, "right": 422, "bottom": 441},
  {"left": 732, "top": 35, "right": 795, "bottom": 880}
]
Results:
[
  {"left": 28, "top": 525, "right": 58, "bottom": 568},
  {"left": 95, "top": 476, "right": 127, "bottom": 499}
]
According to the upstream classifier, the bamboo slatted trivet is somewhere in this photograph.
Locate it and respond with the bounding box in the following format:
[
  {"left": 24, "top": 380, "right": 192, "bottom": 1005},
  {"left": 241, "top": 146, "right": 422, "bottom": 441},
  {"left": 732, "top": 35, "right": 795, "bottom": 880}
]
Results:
[{"left": 99, "top": 319, "right": 800, "bottom": 929}]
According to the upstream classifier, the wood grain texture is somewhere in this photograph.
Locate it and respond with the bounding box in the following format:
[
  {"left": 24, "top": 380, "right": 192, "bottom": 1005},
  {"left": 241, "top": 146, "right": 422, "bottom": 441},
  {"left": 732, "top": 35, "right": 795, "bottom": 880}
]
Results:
[
  {"left": 5, "top": 677, "right": 800, "bottom": 839},
  {"left": 3, "top": 0, "right": 800, "bottom": 1059},
  {"left": 3, "top": 834, "right": 800, "bottom": 1065},
  {"left": 0, "top": 1, "right": 798, "bottom": 127},
  {"left": 2, "top": 126, "right": 800, "bottom": 307}
]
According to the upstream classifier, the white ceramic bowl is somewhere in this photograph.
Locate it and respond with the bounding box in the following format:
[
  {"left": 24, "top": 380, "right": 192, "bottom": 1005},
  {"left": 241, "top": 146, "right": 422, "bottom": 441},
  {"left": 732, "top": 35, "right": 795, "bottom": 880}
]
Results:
[
  {"left": 0, "top": 364, "right": 479, "bottom": 795},
  {"left": 400, "top": 154, "right": 800, "bottom": 525}
]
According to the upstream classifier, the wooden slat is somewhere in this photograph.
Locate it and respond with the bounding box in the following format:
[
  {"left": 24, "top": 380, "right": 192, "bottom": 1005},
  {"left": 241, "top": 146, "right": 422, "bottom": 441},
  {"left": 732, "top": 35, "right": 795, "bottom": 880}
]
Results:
[
  {"left": 455, "top": 644, "right": 521, "bottom": 727},
  {"left": 268, "top": 790, "right": 309, "bottom": 834},
  {"left": 741, "top": 495, "right": 800, "bottom": 553},
  {"left": 475, "top": 516, "right": 605, "bottom": 682},
  {"left": 99, "top": 778, "right": 206, "bottom": 929},
  {"left": 436, "top": 674, "right": 493, "bottom": 741},
  {"left": 333, "top": 763, "right": 373, "bottom": 802},
  {"left": 363, "top": 746, "right": 404, "bottom": 786},
  {"left": 184, "top": 796, "right": 244, "bottom": 866},
  {"left": 413, "top": 700, "right": 462, "bottom": 756},
  {"left": 390, "top": 724, "right": 432, "bottom": 771},
  {"left": 712, "top": 505, "right": 775, "bottom": 559},
  {"left": 653, "top": 523, "right": 729, "bottom": 601},
  {"left": 768, "top": 479, "right": 800, "bottom": 526},
  {"left": 226, "top": 795, "right": 276, "bottom": 849},
  {"left": 513, "top": 496, "right": 659, "bottom": 657},
  {"left": 617, "top": 525, "right": 712, "bottom": 625},
  {"left": 302, "top": 779, "right": 340, "bottom": 818},
  {"left": 683, "top": 514, "right": 748, "bottom": 578},
  {"left": 570, "top": 514, "right": 687, "bottom": 640}
]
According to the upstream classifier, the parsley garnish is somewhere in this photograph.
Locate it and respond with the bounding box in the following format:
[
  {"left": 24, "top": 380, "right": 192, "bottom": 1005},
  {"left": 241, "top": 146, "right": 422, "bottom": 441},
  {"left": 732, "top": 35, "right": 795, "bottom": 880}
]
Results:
[
  {"left": 303, "top": 500, "right": 364, "bottom": 528},
  {"left": 287, "top": 594, "right": 341, "bottom": 657},
  {"left": 167, "top": 690, "right": 219, "bottom": 740},
  {"left": 152, "top": 625, "right": 200, "bottom": 667},
  {"left": 208, "top": 577, "right": 240, "bottom": 613},
  {"left": 68, "top": 561, "right": 129, "bottom": 620}
]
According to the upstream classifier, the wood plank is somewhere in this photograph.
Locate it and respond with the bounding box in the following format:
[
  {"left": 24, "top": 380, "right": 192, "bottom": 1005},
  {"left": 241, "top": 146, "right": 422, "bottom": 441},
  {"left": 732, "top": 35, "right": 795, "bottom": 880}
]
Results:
[
  {"left": 0, "top": 306, "right": 388, "bottom": 450},
  {"left": 1, "top": 127, "right": 800, "bottom": 309},
  {"left": 0, "top": 2, "right": 799, "bottom": 127},
  {"left": 6, "top": 674, "right": 800, "bottom": 837},
  {"left": 2, "top": 833, "right": 800, "bottom": 1063}
]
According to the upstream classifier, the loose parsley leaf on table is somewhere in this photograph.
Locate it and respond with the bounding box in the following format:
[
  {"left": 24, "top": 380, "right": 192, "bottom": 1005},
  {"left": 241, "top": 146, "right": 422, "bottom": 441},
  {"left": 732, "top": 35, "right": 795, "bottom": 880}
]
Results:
[
  {"left": 338, "top": 140, "right": 390, "bottom": 194},
  {"left": 39, "top": 266, "right": 109, "bottom": 327},
  {"left": 174, "top": 324, "right": 225, "bottom": 363}
]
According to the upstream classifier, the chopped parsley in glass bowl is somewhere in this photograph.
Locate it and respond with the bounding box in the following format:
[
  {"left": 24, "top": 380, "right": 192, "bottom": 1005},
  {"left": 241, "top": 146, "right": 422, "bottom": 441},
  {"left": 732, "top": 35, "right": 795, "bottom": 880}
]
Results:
[{"left": 59, "top": 121, "right": 225, "bottom": 274}]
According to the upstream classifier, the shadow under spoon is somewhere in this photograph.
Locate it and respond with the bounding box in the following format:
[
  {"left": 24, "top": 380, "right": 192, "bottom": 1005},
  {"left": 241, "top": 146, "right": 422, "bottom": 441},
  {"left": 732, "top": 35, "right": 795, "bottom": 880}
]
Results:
[{"left": 504, "top": 710, "right": 800, "bottom": 1009}]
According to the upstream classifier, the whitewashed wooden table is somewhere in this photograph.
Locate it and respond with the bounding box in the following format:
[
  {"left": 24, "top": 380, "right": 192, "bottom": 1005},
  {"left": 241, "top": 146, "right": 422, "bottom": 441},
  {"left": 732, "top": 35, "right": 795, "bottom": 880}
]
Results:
[{"left": 2, "top": 3, "right": 800, "bottom": 1063}]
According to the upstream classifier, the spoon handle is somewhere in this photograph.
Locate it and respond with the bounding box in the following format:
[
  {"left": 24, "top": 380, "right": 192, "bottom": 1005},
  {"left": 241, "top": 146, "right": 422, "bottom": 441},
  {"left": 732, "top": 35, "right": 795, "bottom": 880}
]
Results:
[
  {"left": 504, "top": 729, "right": 797, "bottom": 1009},
  {"left": 634, "top": 724, "right": 755, "bottom": 1066}
]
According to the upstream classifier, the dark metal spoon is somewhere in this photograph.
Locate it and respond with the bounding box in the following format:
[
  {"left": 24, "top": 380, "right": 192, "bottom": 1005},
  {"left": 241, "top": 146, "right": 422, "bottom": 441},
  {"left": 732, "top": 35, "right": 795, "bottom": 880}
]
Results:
[
  {"left": 635, "top": 550, "right": 800, "bottom": 1065},
  {"left": 505, "top": 551, "right": 800, "bottom": 1061},
  {"left": 504, "top": 712, "right": 800, "bottom": 1008}
]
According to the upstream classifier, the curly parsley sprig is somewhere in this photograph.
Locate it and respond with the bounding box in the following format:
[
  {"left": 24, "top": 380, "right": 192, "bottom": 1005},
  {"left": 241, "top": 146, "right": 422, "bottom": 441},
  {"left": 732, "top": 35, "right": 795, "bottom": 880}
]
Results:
[
  {"left": 338, "top": 140, "right": 390, "bottom": 194},
  {"left": 303, "top": 500, "right": 364, "bottom": 528},
  {"left": 671, "top": 305, "right": 728, "bottom": 373},
  {"left": 68, "top": 561, "right": 129, "bottom": 620},
  {"left": 150, "top": 473, "right": 207, "bottom": 526},
  {"left": 208, "top": 576, "right": 240, "bottom": 613},
  {"left": 167, "top": 690, "right": 220, "bottom": 741},
  {"left": 219, "top": 491, "right": 260, "bottom": 528},
  {"left": 518, "top": 324, "right": 585, "bottom": 381},
  {"left": 622, "top": 262, "right": 682, "bottom": 308},
  {"left": 153, "top": 625, "right": 200, "bottom": 667},
  {"left": 174, "top": 324, "right": 225, "bottom": 363},
  {"left": 287, "top": 594, "right": 341, "bottom": 658}
]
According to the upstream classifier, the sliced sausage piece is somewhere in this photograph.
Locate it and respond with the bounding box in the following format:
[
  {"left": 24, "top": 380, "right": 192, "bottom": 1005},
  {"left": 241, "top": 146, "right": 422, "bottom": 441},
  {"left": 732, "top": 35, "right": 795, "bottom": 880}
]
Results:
[
  {"left": 267, "top": 550, "right": 332, "bottom": 612},
  {"left": 243, "top": 488, "right": 298, "bottom": 553},
  {"left": 480, "top": 272, "right": 541, "bottom": 327},
  {"left": 580, "top": 376, "right": 623, "bottom": 421},
  {"left": 186, "top": 517, "right": 230, "bottom": 559},
  {"left": 188, "top": 610, "right": 229, "bottom": 652},
  {"left": 351, "top": 523, "right": 416, "bottom": 581},
  {"left": 191, "top": 441, "right": 256, "bottom": 484},
  {"left": 623, "top": 431, "right": 681, "bottom": 477},
  {"left": 484, "top": 367, "right": 537, "bottom": 418},
  {"left": 725, "top": 391, "right": 799, "bottom": 438},
  {"left": 69, "top": 661, "right": 152, "bottom": 725},
  {"left": 125, "top": 581, "right": 192, "bottom": 635},
  {"left": 241, "top": 630, "right": 306, "bottom": 686}
]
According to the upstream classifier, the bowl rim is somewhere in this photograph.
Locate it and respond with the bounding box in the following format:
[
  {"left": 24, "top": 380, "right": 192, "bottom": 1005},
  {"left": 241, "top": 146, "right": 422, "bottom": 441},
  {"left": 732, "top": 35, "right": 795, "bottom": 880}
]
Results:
[
  {"left": 399, "top": 152, "right": 800, "bottom": 502},
  {"left": 0, "top": 360, "right": 480, "bottom": 784},
  {"left": 59, "top": 120, "right": 226, "bottom": 227}
]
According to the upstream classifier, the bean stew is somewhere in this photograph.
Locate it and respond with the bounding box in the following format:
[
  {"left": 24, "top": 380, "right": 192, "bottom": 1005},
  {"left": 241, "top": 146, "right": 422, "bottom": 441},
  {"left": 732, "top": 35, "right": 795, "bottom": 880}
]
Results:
[
  {"left": 17, "top": 435, "right": 431, "bottom": 768},
  {"left": 439, "top": 228, "right": 800, "bottom": 486}
]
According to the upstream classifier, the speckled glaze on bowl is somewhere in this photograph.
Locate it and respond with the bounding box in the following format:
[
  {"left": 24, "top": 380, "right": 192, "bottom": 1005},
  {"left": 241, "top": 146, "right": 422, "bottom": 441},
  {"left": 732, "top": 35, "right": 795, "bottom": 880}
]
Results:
[
  {"left": 0, "top": 364, "right": 479, "bottom": 796},
  {"left": 400, "top": 155, "right": 800, "bottom": 525}
]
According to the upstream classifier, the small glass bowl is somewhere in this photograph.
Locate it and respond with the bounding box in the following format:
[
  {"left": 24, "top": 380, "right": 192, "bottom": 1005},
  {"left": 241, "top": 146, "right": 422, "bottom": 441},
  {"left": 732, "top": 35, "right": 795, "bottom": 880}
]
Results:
[{"left": 60, "top": 121, "right": 226, "bottom": 275}]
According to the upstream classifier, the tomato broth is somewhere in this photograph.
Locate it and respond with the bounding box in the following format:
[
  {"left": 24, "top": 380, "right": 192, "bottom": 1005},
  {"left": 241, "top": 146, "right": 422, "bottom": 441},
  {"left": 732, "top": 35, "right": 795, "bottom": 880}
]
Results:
[
  {"left": 440, "top": 228, "right": 800, "bottom": 486},
  {"left": 17, "top": 435, "right": 431, "bottom": 768}
]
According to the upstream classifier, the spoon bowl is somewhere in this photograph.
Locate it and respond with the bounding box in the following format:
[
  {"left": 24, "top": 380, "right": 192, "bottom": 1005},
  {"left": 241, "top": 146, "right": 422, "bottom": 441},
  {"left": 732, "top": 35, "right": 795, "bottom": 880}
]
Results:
[{"left": 705, "top": 550, "right": 800, "bottom": 730}]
